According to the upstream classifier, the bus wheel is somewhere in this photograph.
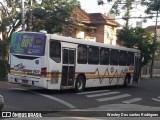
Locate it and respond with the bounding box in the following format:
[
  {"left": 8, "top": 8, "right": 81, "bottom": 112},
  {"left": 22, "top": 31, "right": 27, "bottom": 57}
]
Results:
[
  {"left": 75, "top": 76, "right": 85, "bottom": 92},
  {"left": 123, "top": 77, "right": 129, "bottom": 88}
]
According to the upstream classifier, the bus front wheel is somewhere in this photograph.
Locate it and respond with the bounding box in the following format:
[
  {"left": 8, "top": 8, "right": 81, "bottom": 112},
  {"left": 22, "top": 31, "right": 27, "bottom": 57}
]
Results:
[{"left": 75, "top": 76, "right": 85, "bottom": 92}]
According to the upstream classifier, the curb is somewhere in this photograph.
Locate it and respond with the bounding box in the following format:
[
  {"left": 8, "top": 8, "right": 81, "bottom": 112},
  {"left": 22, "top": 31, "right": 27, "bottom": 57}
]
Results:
[{"left": 0, "top": 95, "right": 4, "bottom": 111}]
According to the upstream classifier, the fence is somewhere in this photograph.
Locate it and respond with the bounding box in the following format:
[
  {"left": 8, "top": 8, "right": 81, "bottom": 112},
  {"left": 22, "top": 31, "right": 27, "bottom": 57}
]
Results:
[{"left": 141, "top": 61, "right": 160, "bottom": 75}]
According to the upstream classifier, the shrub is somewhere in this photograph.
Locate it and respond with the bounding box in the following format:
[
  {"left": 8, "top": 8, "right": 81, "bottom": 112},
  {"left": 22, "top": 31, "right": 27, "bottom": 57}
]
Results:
[{"left": 0, "top": 60, "right": 7, "bottom": 80}]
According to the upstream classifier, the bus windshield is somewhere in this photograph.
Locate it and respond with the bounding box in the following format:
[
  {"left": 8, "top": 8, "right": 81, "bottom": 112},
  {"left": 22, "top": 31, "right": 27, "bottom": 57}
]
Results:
[{"left": 10, "top": 32, "right": 46, "bottom": 56}]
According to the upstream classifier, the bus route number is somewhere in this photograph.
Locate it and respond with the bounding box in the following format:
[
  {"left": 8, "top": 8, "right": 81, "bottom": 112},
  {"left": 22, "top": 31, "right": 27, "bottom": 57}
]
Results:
[{"left": 21, "top": 37, "right": 33, "bottom": 48}]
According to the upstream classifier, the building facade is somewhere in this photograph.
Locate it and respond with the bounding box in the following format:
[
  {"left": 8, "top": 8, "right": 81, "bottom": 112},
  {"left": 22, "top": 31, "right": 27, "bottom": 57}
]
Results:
[
  {"left": 61, "top": 7, "right": 120, "bottom": 45},
  {"left": 145, "top": 25, "right": 160, "bottom": 41}
]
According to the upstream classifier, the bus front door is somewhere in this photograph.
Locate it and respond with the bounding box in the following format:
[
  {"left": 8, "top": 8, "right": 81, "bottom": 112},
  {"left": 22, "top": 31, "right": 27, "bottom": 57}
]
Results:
[
  {"left": 61, "top": 48, "right": 75, "bottom": 89},
  {"left": 133, "top": 55, "right": 140, "bottom": 83}
]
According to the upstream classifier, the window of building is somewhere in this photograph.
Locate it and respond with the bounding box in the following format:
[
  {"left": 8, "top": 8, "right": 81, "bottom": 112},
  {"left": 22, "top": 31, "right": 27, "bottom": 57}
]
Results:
[{"left": 50, "top": 40, "right": 61, "bottom": 63}]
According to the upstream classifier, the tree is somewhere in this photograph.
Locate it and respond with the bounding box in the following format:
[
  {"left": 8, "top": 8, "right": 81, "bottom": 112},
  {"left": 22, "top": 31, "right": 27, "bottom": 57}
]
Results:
[
  {"left": 0, "top": 0, "right": 22, "bottom": 79},
  {"left": 98, "top": 0, "right": 147, "bottom": 28},
  {"left": 0, "top": 0, "right": 79, "bottom": 79},
  {"left": 31, "top": 0, "right": 79, "bottom": 33},
  {"left": 110, "top": 0, "right": 132, "bottom": 27},
  {"left": 0, "top": 0, "right": 22, "bottom": 58},
  {"left": 97, "top": 0, "right": 112, "bottom": 5},
  {"left": 118, "top": 27, "right": 154, "bottom": 66},
  {"left": 0, "top": 0, "right": 79, "bottom": 55},
  {"left": 141, "top": 0, "right": 160, "bottom": 78}
]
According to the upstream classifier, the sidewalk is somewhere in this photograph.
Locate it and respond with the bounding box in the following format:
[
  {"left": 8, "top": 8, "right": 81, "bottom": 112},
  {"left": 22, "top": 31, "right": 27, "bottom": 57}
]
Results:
[
  {"left": 0, "top": 81, "right": 22, "bottom": 89},
  {"left": 141, "top": 74, "right": 160, "bottom": 78},
  {"left": 0, "top": 81, "right": 39, "bottom": 89}
]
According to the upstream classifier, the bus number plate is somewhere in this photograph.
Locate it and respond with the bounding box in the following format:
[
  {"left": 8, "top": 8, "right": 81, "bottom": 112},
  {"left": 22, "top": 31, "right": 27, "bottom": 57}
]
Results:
[{"left": 22, "top": 80, "right": 28, "bottom": 83}]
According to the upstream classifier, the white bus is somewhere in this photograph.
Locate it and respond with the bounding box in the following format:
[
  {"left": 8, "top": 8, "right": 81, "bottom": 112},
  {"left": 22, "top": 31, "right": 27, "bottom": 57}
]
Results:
[{"left": 8, "top": 31, "right": 141, "bottom": 92}]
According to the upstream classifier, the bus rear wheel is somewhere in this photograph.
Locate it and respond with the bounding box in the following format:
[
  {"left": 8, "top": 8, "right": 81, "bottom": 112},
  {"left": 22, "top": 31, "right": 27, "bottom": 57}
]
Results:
[{"left": 75, "top": 76, "right": 85, "bottom": 92}]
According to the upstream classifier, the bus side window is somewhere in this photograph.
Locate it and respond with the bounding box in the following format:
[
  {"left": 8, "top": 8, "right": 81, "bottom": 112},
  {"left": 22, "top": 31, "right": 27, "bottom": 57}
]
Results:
[
  {"left": 77, "top": 45, "right": 87, "bottom": 64},
  {"left": 88, "top": 46, "right": 99, "bottom": 64},
  {"left": 100, "top": 48, "right": 109, "bottom": 65},
  {"left": 119, "top": 51, "right": 127, "bottom": 66},
  {"left": 127, "top": 52, "right": 134, "bottom": 66},
  {"left": 110, "top": 49, "right": 119, "bottom": 65},
  {"left": 50, "top": 40, "right": 61, "bottom": 63}
]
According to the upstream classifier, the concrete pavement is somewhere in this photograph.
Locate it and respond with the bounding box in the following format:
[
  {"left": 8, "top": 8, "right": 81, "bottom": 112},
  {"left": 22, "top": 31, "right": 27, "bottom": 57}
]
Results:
[
  {"left": 6, "top": 104, "right": 160, "bottom": 120},
  {"left": 141, "top": 74, "right": 160, "bottom": 78},
  {"left": 0, "top": 95, "right": 4, "bottom": 111}
]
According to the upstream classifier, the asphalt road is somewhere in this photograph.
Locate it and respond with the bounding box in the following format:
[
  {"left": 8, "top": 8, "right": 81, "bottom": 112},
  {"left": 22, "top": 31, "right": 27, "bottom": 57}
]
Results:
[{"left": 0, "top": 77, "right": 160, "bottom": 119}]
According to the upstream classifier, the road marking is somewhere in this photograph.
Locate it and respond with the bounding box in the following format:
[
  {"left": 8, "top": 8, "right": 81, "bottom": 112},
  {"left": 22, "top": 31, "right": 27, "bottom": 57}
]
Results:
[
  {"left": 77, "top": 90, "right": 110, "bottom": 95},
  {"left": 36, "top": 94, "right": 76, "bottom": 109},
  {"left": 86, "top": 91, "right": 120, "bottom": 98},
  {"left": 9, "top": 88, "right": 27, "bottom": 90},
  {"left": 10, "top": 88, "right": 76, "bottom": 109},
  {"left": 122, "top": 97, "right": 142, "bottom": 104},
  {"left": 152, "top": 98, "right": 160, "bottom": 102},
  {"left": 158, "top": 96, "right": 160, "bottom": 99},
  {"left": 97, "top": 94, "right": 131, "bottom": 102}
]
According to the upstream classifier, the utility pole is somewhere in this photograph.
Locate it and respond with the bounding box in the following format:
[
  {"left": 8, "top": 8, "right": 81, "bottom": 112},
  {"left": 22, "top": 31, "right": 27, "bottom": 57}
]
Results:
[
  {"left": 28, "top": 0, "right": 32, "bottom": 31},
  {"left": 21, "top": 0, "right": 25, "bottom": 31},
  {"left": 150, "top": 10, "right": 159, "bottom": 78}
]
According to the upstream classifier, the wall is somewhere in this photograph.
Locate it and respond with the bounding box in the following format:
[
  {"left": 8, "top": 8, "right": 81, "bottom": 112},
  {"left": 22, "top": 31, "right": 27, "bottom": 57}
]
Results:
[
  {"left": 103, "top": 25, "right": 117, "bottom": 45},
  {"left": 96, "top": 25, "right": 104, "bottom": 43}
]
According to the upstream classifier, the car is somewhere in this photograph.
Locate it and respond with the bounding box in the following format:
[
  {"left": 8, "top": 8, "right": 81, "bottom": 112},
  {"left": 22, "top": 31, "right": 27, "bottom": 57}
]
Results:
[{"left": 0, "top": 95, "right": 4, "bottom": 111}]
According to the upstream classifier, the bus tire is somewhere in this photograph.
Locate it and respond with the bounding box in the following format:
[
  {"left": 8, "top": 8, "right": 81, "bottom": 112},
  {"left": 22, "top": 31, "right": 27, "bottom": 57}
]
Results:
[{"left": 75, "top": 75, "right": 85, "bottom": 92}]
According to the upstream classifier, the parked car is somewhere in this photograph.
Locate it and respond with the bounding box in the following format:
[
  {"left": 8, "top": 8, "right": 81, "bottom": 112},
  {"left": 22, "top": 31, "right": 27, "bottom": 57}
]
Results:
[{"left": 0, "top": 95, "right": 4, "bottom": 110}]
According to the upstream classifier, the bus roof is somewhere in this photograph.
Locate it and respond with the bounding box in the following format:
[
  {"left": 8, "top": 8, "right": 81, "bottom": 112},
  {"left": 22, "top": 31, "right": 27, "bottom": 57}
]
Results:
[
  {"left": 13, "top": 31, "right": 140, "bottom": 53},
  {"left": 48, "top": 34, "right": 140, "bottom": 53}
]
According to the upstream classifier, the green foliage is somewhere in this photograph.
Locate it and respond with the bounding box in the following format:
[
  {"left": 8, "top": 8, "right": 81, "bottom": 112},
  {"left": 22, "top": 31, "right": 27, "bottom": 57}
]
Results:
[
  {"left": 118, "top": 27, "right": 155, "bottom": 66},
  {"left": 110, "top": 0, "right": 136, "bottom": 27},
  {"left": 155, "top": 41, "right": 160, "bottom": 61},
  {"left": 0, "top": 0, "right": 22, "bottom": 55},
  {"left": 0, "top": 41, "right": 7, "bottom": 80},
  {"left": 0, "top": 41, "right": 5, "bottom": 57},
  {"left": 0, "top": 0, "right": 79, "bottom": 78},
  {"left": 141, "top": 0, "right": 160, "bottom": 14},
  {"left": 0, "top": 60, "right": 7, "bottom": 80},
  {"left": 31, "top": 0, "right": 79, "bottom": 33},
  {"left": 0, "top": 0, "right": 79, "bottom": 52}
]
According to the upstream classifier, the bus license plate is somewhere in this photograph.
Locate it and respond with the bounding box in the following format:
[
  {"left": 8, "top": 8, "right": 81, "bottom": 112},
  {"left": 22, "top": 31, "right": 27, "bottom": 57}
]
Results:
[{"left": 22, "top": 80, "right": 28, "bottom": 83}]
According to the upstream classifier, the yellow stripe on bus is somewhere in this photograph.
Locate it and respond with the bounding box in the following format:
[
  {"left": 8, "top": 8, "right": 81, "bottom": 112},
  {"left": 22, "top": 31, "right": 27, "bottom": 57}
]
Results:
[{"left": 10, "top": 70, "right": 126, "bottom": 79}]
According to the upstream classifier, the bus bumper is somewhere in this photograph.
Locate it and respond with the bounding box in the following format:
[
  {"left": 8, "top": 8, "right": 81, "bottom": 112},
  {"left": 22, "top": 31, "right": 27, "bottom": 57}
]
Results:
[{"left": 8, "top": 74, "right": 47, "bottom": 88}]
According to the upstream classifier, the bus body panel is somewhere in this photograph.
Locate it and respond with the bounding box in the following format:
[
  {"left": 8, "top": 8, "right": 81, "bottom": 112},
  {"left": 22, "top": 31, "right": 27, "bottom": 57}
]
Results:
[
  {"left": 8, "top": 31, "right": 141, "bottom": 90},
  {"left": 46, "top": 36, "right": 77, "bottom": 90},
  {"left": 8, "top": 32, "right": 48, "bottom": 89},
  {"left": 8, "top": 54, "right": 47, "bottom": 87},
  {"left": 76, "top": 64, "right": 133, "bottom": 88}
]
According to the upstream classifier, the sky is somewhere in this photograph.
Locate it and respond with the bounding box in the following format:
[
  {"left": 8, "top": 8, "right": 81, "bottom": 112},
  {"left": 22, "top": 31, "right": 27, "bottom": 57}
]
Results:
[
  {"left": 0, "top": 0, "right": 158, "bottom": 28},
  {"left": 78, "top": 0, "right": 159, "bottom": 28}
]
